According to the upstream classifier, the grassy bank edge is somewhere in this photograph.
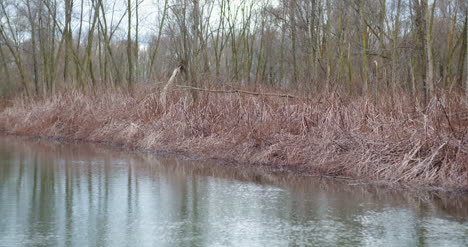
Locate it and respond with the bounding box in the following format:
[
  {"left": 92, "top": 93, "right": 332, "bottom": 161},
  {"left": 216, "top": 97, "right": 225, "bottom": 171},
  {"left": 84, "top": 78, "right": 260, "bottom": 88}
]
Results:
[{"left": 3, "top": 133, "right": 467, "bottom": 195}]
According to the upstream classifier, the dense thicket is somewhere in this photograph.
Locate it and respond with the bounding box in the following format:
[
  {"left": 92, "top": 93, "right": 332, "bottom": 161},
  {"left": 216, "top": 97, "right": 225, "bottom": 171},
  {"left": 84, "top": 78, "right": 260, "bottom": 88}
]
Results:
[
  {"left": 1, "top": 86, "right": 467, "bottom": 189},
  {"left": 0, "top": 0, "right": 467, "bottom": 101}
]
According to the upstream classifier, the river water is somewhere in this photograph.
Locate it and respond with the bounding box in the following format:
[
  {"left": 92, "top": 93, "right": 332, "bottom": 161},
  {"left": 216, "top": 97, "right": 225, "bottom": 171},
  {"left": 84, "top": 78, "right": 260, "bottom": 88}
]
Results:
[{"left": 0, "top": 136, "right": 466, "bottom": 246}]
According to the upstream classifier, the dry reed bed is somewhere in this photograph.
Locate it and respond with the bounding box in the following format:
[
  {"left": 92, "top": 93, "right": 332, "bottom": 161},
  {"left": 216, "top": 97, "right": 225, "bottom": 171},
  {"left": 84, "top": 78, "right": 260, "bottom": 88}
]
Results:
[{"left": 0, "top": 85, "right": 467, "bottom": 190}]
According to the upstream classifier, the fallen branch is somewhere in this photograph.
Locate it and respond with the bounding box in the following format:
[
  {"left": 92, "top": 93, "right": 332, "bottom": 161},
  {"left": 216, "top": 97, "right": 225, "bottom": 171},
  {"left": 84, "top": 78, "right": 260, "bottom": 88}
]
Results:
[{"left": 174, "top": 85, "right": 299, "bottom": 99}]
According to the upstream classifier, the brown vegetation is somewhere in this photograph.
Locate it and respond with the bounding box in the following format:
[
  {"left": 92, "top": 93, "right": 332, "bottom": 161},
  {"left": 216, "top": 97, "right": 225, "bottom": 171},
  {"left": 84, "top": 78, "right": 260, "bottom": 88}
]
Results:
[{"left": 0, "top": 85, "right": 467, "bottom": 190}]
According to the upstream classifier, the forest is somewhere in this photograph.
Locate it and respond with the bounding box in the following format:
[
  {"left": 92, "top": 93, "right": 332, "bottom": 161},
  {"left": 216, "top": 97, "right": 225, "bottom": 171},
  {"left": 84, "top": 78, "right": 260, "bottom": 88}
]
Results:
[
  {"left": 0, "top": 0, "right": 466, "bottom": 98},
  {"left": 0, "top": 0, "right": 467, "bottom": 190}
]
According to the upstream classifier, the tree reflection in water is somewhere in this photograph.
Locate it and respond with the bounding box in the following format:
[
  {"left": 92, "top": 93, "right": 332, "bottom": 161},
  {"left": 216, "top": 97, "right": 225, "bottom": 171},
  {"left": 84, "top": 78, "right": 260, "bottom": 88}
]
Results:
[{"left": 0, "top": 136, "right": 466, "bottom": 246}]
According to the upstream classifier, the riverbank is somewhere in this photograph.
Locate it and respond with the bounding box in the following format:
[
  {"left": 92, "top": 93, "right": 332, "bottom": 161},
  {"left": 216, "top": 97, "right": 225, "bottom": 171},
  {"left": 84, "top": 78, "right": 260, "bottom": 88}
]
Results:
[{"left": 0, "top": 85, "right": 467, "bottom": 191}]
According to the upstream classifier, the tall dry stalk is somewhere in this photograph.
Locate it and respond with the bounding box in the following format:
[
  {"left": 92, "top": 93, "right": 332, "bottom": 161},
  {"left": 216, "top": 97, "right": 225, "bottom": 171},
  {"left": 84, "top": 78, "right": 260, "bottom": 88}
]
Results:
[{"left": 0, "top": 85, "right": 466, "bottom": 190}]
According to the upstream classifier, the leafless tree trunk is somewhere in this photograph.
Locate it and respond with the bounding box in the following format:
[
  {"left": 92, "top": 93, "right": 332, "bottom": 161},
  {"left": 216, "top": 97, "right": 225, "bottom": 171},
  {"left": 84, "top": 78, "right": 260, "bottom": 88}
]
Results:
[
  {"left": 84, "top": 0, "right": 101, "bottom": 87},
  {"left": 63, "top": 0, "right": 73, "bottom": 82},
  {"left": 459, "top": 8, "right": 467, "bottom": 94},
  {"left": 289, "top": 0, "right": 298, "bottom": 87},
  {"left": 26, "top": 0, "right": 39, "bottom": 94},
  {"left": 135, "top": 0, "right": 140, "bottom": 82},
  {"left": 127, "top": 0, "right": 133, "bottom": 87},
  {"left": 191, "top": 0, "right": 201, "bottom": 100},
  {"left": 149, "top": 0, "right": 169, "bottom": 79},
  {"left": 425, "top": 0, "right": 436, "bottom": 97},
  {"left": 391, "top": 0, "right": 402, "bottom": 93},
  {"left": 360, "top": 0, "right": 369, "bottom": 94}
]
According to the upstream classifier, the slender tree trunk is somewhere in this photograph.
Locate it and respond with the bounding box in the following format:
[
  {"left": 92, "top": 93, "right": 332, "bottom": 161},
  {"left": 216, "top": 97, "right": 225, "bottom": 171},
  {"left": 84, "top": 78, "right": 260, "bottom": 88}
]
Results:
[
  {"left": 458, "top": 9, "right": 467, "bottom": 92},
  {"left": 413, "top": 0, "right": 428, "bottom": 103},
  {"left": 38, "top": 13, "right": 50, "bottom": 93},
  {"left": 149, "top": 0, "right": 168, "bottom": 79},
  {"left": 63, "top": 0, "right": 73, "bottom": 82},
  {"left": 465, "top": 12, "right": 468, "bottom": 101},
  {"left": 445, "top": 0, "right": 459, "bottom": 87},
  {"left": 360, "top": 0, "right": 369, "bottom": 94},
  {"left": 309, "top": 0, "right": 317, "bottom": 85},
  {"left": 76, "top": 0, "right": 84, "bottom": 86},
  {"left": 191, "top": 0, "right": 200, "bottom": 100},
  {"left": 213, "top": 0, "right": 226, "bottom": 80},
  {"left": 49, "top": 0, "right": 57, "bottom": 93},
  {"left": 135, "top": 0, "right": 139, "bottom": 82},
  {"left": 127, "top": 0, "right": 133, "bottom": 87},
  {"left": 255, "top": 15, "right": 266, "bottom": 84},
  {"left": 229, "top": 6, "right": 239, "bottom": 81},
  {"left": 347, "top": 43, "right": 353, "bottom": 94},
  {"left": 378, "top": 0, "right": 386, "bottom": 91},
  {"left": 323, "top": 0, "right": 331, "bottom": 90},
  {"left": 26, "top": 0, "right": 39, "bottom": 94},
  {"left": 98, "top": 24, "right": 103, "bottom": 85},
  {"left": 391, "top": 0, "right": 402, "bottom": 93},
  {"left": 98, "top": 0, "right": 122, "bottom": 85},
  {"left": 0, "top": 47, "right": 11, "bottom": 87},
  {"left": 279, "top": 5, "right": 286, "bottom": 86},
  {"left": 425, "top": 0, "right": 436, "bottom": 97},
  {"left": 289, "top": 0, "right": 298, "bottom": 88},
  {"left": 86, "top": 0, "right": 100, "bottom": 87}
]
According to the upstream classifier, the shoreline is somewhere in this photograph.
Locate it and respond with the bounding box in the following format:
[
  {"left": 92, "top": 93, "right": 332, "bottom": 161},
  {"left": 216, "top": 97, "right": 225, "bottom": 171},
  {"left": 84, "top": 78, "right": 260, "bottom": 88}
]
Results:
[
  {"left": 0, "top": 86, "right": 466, "bottom": 192},
  {"left": 2, "top": 131, "right": 466, "bottom": 195}
]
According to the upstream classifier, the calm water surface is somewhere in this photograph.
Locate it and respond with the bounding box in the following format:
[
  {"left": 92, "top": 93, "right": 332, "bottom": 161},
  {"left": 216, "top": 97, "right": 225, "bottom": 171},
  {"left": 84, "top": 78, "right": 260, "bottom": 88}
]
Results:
[{"left": 0, "top": 136, "right": 467, "bottom": 247}]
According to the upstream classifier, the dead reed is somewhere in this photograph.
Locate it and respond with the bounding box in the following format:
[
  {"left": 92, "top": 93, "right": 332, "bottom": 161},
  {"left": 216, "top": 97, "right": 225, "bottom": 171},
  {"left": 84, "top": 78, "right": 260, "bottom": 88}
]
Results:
[{"left": 0, "top": 85, "right": 467, "bottom": 190}]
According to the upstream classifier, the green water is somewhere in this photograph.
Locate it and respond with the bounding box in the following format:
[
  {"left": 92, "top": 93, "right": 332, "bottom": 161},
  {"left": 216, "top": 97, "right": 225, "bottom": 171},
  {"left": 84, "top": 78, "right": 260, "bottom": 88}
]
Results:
[{"left": 0, "top": 136, "right": 466, "bottom": 247}]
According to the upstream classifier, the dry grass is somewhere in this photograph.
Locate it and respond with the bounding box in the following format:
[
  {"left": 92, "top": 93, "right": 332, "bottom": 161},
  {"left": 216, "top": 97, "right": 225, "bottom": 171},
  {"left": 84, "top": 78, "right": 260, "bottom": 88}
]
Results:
[{"left": 0, "top": 84, "right": 467, "bottom": 190}]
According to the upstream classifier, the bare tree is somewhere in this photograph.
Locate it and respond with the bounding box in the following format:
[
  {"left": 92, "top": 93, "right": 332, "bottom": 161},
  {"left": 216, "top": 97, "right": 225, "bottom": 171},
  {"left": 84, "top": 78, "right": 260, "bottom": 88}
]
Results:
[
  {"left": 289, "top": 0, "right": 298, "bottom": 87},
  {"left": 360, "top": 0, "right": 369, "bottom": 93},
  {"left": 0, "top": 0, "right": 466, "bottom": 99},
  {"left": 26, "top": 0, "right": 39, "bottom": 94},
  {"left": 127, "top": 0, "right": 133, "bottom": 87},
  {"left": 0, "top": 1, "right": 29, "bottom": 96},
  {"left": 149, "top": 0, "right": 169, "bottom": 79}
]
